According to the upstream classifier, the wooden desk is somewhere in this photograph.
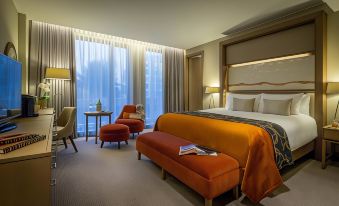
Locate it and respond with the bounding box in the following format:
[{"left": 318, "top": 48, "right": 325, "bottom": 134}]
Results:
[
  {"left": 84, "top": 111, "right": 113, "bottom": 144},
  {"left": 0, "top": 108, "right": 54, "bottom": 206}
]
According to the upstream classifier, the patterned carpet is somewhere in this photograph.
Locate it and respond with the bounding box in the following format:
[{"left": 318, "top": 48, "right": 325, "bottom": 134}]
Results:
[{"left": 56, "top": 136, "right": 339, "bottom": 206}]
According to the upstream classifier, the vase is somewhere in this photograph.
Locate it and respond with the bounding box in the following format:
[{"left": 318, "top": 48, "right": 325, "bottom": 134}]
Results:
[{"left": 39, "top": 99, "right": 48, "bottom": 109}]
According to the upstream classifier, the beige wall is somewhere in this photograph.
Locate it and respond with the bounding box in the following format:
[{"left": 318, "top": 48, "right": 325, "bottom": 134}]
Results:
[
  {"left": 327, "top": 11, "right": 339, "bottom": 124},
  {"left": 186, "top": 38, "right": 225, "bottom": 109},
  {"left": 187, "top": 11, "right": 339, "bottom": 123},
  {"left": 0, "top": 1, "right": 28, "bottom": 93},
  {"left": 18, "top": 13, "right": 28, "bottom": 93},
  {"left": 0, "top": 0, "right": 18, "bottom": 53}
]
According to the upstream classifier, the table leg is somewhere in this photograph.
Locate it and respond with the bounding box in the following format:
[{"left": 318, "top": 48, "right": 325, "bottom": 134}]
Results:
[
  {"left": 100, "top": 116, "right": 102, "bottom": 128},
  {"left": 322, "top": 139, "right": 326, "bottom": 169},
  {"left": 95, "top": 116, "right": 98, "bottom": 144},
  {"left": 109, "top": 114, "right": 111, "bottom": 124},
  {"left": 86, "top": 115, "right": 88, "bottom": 142}
]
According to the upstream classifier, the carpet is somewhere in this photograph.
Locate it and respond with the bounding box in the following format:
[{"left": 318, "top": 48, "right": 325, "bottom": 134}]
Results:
[{"left": 56, "top": 136, "right": 339, "bottom": 206}]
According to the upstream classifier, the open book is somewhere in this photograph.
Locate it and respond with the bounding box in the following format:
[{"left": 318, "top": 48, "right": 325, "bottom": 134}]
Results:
[{"left": 179, "top": 144, "right": 217, "bottom": 156}]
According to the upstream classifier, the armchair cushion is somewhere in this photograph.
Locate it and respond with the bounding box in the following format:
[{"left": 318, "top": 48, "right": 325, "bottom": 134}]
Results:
[{"left": 115, "top": 119, "right": 144, "bottom": 133}]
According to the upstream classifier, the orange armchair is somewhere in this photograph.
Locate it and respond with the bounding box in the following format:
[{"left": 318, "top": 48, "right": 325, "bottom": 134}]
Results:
[{"left": 115, "top": 105, "right": 144, "bottom": 138}]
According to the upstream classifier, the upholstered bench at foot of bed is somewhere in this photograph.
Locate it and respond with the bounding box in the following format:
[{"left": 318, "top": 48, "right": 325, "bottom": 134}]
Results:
[{"left": 136, "top": 131, "right": 240, "bottom": 206}]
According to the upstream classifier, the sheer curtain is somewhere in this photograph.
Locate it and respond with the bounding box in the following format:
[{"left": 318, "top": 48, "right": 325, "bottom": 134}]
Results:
[
  {"left": 75, "top": 31, "right": 131, "bottom": 135},
  {"left": 145, "top": 47, "right": 164, "bottom": 127},
  {"left": 73, "top": 29, "right": 184, "bottom": 134}
]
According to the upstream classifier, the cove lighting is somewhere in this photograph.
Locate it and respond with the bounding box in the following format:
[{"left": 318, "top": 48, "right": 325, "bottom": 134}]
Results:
[{"left": 229, "top": 52, "right": 313, "bottom": 68}]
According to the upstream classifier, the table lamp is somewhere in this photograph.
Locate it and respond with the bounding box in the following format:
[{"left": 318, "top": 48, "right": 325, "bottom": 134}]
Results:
[
  {"left": 45, "top": 68, "right": 71, "bottom": 117},
  {"left": 205, "top": 86, "right": 220, "bottom": 109},
  {"left": 327, "top": 82, "right": 339, "bottom": 125}
]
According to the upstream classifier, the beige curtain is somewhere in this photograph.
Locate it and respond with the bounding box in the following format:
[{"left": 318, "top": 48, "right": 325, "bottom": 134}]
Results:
[
  {"left": 29, "top": 21, "right": 76, "bottom": 116},
  {"left": 164, "top": 48, "right": 184, "bottom": 113}
]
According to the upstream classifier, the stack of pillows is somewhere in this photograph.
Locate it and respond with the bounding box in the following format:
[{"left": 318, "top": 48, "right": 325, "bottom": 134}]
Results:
[{"left": 225, "top": 93, "right": 311, "bottom": 116}]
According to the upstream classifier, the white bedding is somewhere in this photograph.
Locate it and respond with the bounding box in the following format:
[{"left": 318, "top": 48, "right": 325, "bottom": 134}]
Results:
[{"left": 200, "top": 108, "right": 317, "bottom": 151}]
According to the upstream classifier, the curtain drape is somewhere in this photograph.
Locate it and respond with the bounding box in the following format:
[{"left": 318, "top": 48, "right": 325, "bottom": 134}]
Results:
[
  {"left": 164, "top": 48, "right": 185, "bottom": 113},
  {"left": 29, "top": 21, "right": 76, "bottom": 116}
]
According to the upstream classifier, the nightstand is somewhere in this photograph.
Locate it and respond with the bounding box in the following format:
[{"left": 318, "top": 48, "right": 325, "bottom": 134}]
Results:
[{"left": 322, "top": 125, "right": 339, "bottom": 169}]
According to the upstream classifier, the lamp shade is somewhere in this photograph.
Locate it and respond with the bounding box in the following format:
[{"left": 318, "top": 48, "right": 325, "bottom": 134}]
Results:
[
  {"left": 45, "top": 68, "right": 70, "bottom": 80},
  {"left": 205, "top": 86, "right": 220, "bottom": 94},
  {"left": 327, "top": 82, "right": 339, "bottom": 94}
]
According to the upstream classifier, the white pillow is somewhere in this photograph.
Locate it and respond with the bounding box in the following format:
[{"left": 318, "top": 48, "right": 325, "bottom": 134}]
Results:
[
  {"left": 299, "top": 94, "right": 311, "bottom": 116},
  {"left": 225, "top": 93, "right": 261, "bottom": 112},
  {"left": 258, "top": 93, "right": 304, "bottom": 115}
]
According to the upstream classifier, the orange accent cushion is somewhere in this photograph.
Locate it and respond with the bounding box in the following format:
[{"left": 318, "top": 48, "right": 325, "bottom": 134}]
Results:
[{"left": 123, "top": 112, "right": 130, "bottom": 119}]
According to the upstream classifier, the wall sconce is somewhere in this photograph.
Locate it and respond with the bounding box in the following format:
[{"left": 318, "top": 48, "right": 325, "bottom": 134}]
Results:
[{"left": 204, "top": 87, "right": 220, "bottom": 109}]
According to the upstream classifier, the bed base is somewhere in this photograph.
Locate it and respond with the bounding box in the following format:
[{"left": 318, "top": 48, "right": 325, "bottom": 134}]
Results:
[{"left": 291, "top": 140, "right": 315, "bottom": 161}]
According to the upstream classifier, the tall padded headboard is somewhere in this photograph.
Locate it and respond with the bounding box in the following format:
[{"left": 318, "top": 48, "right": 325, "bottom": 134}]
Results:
[{"left": 219, "top": 11, "right": 327, "bottom": 160}]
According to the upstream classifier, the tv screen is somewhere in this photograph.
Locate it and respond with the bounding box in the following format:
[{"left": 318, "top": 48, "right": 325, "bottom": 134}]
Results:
[{"left": 0, "top": 53, "right": 22, "bottom": 124}]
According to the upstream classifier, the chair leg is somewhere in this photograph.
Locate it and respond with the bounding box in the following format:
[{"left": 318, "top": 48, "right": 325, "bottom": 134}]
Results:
[
  {"left": 62, "top": 138, "right": 68, "bottom": 149},
  {"left": 132, "top": 133, "right": 135, "bottom": 139},
  {"left": 125, "top": 140, "right": 128, "bottom": 145},
  {"left": 69, "top": 135, "right": 78, "bottom": 152},
  {"left": 161, "top": 168, "right": 167, "bottom": 180},
  {"left": 101, "top": 141, "right": 104, "bottom": 148},
  {"left": 233, "top": 185, "right": 240, "bottom": 199},
  {"left": 137, "top": 152, "right": 141, "bottom": 160},
  {"left": 118, "top": 141, "right": 120, "bottom": 149},
  {"left": 205, "top": 199, "right": 212, "bottom": 206}
]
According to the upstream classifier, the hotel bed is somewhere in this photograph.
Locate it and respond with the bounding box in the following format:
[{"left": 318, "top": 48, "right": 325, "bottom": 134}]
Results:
[
  {"left": 200, "top": 108, "right": 317, "bottom": 152},
  {"left": 155, "top": 92, "right": 319, "bottom": 203}
]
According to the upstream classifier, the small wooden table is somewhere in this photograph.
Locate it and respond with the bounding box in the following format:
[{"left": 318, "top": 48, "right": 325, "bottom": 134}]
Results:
[
  {"left": 84, "top": 111, "right": 113, "bottom": 144},
  {"left": 322, "top": 125, "right": 339, "bottom": 169}
]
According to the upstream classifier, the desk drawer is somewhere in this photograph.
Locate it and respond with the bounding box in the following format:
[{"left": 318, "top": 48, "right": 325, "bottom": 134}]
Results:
[{"left": 324, "top": 129, "right": 339, "bottom": 141}]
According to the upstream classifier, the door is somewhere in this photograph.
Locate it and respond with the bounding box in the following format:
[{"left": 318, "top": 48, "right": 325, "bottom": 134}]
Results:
[{"left": 187, "top": 52, "right": 203, "bottom": 111}]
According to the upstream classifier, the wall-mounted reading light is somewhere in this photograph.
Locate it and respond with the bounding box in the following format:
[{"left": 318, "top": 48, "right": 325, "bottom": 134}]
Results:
[{"left": 229, "top": 52, "right": 313, "bottom": 68}]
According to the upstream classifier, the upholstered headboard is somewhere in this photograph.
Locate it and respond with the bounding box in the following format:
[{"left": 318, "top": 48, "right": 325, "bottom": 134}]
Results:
[{"left": 219, "top": 11, "right": 327, "bottom": 159}]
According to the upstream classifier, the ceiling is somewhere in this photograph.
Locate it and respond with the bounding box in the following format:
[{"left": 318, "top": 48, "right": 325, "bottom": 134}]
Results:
[{"left": 13, "top": 0, "right": 330, "bottom": 49}]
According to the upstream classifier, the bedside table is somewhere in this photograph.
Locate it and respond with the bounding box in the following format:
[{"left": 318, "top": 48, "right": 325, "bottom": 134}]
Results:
[{"left": 322, "top": 125, "right": 339, "bottom": 169}]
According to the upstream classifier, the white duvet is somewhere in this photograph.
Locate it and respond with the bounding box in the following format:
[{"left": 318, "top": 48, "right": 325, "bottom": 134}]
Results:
[{"left": 200, "top": 108, "right": 317, "bottom": 151}]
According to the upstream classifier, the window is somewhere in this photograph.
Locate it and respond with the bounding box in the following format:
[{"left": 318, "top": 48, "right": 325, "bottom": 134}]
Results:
[
  {"left": 75, "top": 39, "right": 130, "bottom": 135},
  {"left": 145, "top": 51, "right": 163, "bottom": 127}
]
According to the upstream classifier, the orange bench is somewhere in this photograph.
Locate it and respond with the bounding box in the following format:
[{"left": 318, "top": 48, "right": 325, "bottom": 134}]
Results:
[{"left": 136, "top": 131, "right": 240, "bottom": 206}]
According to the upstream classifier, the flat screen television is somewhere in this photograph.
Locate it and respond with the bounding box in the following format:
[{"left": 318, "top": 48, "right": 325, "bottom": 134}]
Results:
[{"left": 0, "top": 53, "right": 22, "bottom": 133}]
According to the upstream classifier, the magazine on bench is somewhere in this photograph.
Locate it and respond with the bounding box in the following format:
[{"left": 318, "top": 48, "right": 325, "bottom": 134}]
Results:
[{"left": 179, "top": 144, "right": 217, "bottom": 156}]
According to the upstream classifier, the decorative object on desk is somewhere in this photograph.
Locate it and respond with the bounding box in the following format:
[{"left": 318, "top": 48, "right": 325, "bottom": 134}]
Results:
[
  {"left": 204, "top": 86, "right": 220, "bottom": 109},
  {"left": 327, "top": 82, "right": 339, "bottom": 123},
  {"left": 38, "top": 82, "right": 50, "bottom": 109},
  {"left": 0, "top": 133, "right": 46, "bottom": 154},
  {"left": 3, "top": 42, "right": 17, "bottom": 60},
  {"left": 45, "top": 67, "right": 71, "bottom": 117},
  {"left": 22, "top": 94, "right": 39, "bottom": 117},
  {"left": 96, "top": 99, "right": 102, "bottom": 112},
  {"left": 332, "top": 120, "right": 339, "bottom": 128}
]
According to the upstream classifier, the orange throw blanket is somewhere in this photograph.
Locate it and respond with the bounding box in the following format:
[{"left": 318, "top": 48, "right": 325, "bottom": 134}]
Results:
[{"left": 155, "top": 113, "right": 282, "bottom": 203}]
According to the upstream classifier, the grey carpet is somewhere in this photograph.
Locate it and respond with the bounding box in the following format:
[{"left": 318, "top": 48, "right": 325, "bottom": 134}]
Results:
[{"left": 56, "top": 136, "right": 339, "bottom": 206}]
